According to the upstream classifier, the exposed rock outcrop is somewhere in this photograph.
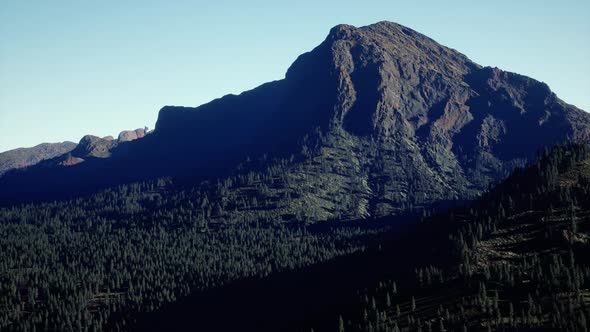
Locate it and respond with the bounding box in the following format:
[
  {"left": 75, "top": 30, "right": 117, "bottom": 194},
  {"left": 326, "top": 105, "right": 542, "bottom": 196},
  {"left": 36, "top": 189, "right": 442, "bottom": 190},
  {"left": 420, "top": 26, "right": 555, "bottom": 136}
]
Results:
[{"left": 118, "top": 128, "right": 147, "bottom": 143}]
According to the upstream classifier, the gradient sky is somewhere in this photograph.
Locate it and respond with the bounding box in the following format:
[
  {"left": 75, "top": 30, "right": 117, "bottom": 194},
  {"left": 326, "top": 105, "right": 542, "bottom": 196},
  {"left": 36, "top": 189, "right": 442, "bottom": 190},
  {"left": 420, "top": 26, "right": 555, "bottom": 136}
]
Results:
[{"left": 1, "top": 0, "right": 589, "bottom": 152}]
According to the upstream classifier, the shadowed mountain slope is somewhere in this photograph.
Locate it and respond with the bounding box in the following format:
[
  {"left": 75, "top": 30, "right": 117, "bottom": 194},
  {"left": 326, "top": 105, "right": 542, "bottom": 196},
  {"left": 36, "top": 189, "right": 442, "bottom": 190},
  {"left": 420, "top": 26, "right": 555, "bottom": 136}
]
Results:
[
  {"left": 335, "top": 143, "right": 590, "bottom": 332},
  {"left": 1, "top": 21, "right": 588, "bottom": 220},
  {"left": 133, "top": 144, "right": 590, "bottom": 332}
]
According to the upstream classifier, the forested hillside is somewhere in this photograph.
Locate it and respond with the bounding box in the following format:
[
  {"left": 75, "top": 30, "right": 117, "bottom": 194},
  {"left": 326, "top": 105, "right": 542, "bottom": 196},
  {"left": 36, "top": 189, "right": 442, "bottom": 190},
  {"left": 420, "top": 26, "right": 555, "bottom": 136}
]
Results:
[
  {"left": 3, "top": 143, "right": 588, "bottom": 331},
  {"left": 335, "top": 144, "right": 590, "bottom": 332},
  {"left": 0, "top": 169, "right": 393, "bottom": 331}
]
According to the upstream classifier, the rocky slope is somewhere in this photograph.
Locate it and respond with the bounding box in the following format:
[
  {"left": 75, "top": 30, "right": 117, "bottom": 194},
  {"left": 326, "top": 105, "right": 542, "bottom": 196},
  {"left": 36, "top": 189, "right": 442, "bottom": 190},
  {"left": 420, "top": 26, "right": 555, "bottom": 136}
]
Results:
[
  {"left": 0, "top": 142, "right": 76, "bottom": 176},
  {"left": 1, "top": 21, "right": 589, "bottom": 218}
]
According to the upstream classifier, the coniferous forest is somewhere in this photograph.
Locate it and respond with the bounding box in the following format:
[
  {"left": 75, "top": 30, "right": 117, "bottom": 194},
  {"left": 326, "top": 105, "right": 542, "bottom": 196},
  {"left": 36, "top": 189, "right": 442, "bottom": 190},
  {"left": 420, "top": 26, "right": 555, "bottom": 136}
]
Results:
[
  {"left": 334, "top": 144, "right": 590, "bottom": 332},
  {"left": 1, "top": 144, "right": 590, "bottom": 331},
  {"left": 0, "top": 174, "right": 389, "bottom": 331}
]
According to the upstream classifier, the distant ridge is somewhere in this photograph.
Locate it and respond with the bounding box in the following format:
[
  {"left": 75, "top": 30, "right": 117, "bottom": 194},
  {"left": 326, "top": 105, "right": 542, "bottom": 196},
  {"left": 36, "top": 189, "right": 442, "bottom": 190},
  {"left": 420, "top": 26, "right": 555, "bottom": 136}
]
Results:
[
  {"left": 0, "top": 142, "right": 76, "bottom": 176},
  {"left": 0, "top": 128, "right": 148, "bottom": 175}
]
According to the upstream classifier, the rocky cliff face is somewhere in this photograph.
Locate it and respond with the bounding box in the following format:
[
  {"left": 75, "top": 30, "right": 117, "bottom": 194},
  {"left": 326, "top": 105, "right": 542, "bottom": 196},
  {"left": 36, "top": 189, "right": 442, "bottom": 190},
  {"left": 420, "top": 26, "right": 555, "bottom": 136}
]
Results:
[{"left": 1, "top": 21, "right": 589, "bottom": 215}]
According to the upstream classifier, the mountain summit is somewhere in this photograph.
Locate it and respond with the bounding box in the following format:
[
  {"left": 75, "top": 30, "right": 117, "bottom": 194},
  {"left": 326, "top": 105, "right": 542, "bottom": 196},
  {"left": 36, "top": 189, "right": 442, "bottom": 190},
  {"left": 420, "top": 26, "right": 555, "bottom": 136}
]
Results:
[
  {"left": 1, "top": 21, "right": 589, "bottom": 218},
  {"left": 157, "top": 21, "right": 588, "bottom": 159}
]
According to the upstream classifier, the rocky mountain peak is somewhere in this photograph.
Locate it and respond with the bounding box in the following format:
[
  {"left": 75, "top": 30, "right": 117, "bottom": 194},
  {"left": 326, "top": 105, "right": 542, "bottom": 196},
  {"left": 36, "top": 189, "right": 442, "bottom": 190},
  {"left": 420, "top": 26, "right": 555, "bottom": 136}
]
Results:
[
  {"left": 149, "top": 21, "right": 589, "bottom": 219},
  {"left": 1, "top": 22, "right": 588, "bottom": 211}
]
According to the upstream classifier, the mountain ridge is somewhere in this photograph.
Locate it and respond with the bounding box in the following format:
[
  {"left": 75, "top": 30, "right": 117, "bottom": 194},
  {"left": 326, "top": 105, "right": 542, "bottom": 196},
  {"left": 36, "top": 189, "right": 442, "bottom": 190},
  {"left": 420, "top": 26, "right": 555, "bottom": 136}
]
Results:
[
  {"left": 0, "top": 128, "right": 149, "bottom": 176},
  {"left": 0, "top": 141, "right": 77, "bottom": 176},
  {"left": 0, "top": 21, "right": 588, "bottom": 219}
]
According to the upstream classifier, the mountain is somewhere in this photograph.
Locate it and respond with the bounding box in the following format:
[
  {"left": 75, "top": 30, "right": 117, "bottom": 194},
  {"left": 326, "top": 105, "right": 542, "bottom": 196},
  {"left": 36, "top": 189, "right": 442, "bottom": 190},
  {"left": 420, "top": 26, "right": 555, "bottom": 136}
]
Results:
[
  {"left": 1, "top": 21, "right": 589, "bottom": 221},
  {"left": 1, "top": 21, "right": 590, "bottom": 332},
  {"left": 0, "top": 141, "right": 76, "bottom": 176}
]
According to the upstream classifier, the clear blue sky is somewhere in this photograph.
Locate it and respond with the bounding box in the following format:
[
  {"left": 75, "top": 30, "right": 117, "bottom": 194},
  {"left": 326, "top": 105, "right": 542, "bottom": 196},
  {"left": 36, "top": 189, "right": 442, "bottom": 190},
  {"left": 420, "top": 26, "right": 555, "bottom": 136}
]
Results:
[{"left": 1, "top": 0, "right": 589, "bottom": 152}]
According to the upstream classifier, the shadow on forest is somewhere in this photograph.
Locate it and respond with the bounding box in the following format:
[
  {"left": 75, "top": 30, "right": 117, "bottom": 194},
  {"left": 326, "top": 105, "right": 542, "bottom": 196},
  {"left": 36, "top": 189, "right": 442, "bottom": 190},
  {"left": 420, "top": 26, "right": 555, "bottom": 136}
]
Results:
[{"left": 131, "top": 214, "right": 456, "bottom": 332}]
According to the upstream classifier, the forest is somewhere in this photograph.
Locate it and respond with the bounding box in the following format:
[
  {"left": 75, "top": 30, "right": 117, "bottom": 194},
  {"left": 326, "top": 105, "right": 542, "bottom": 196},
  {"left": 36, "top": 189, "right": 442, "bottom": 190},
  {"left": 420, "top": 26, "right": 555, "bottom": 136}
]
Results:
[
  {"left": 334, "top": 144, "right": 590, "bottom": 332},
  {"left": 0, "top": 155, "right": 392, "bottom": 331},
  {"left": 1, "top": 144, "right": 589, "bottom": 331}
]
